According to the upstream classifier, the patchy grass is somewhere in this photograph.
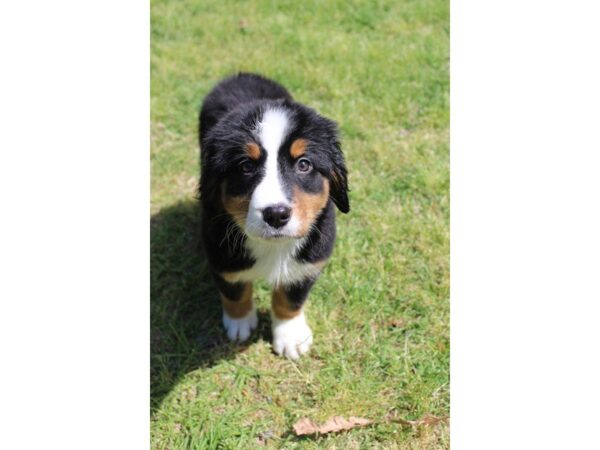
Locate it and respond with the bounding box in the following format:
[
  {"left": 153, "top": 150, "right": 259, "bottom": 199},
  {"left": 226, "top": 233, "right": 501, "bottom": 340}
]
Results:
[{"left": 151, "top": 0, "right": 448, "bottom": 448}]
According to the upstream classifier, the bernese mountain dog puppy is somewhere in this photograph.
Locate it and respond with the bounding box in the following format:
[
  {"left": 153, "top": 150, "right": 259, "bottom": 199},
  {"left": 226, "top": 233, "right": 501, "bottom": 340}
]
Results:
[{"left": 198, "top": 73, "right": 349, "bottom": 359}]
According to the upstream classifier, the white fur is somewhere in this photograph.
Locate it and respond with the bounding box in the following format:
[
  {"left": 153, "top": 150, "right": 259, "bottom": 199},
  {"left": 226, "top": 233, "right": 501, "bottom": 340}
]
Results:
[
  {"left": 223, "top": 108, "right": 319, "bottom": 356},
  {"left": 271, "top": 311, "right": 313, "bottom": 360},
  {"left": 222, "top": 306, "right": 258, "bottom": 342},
  {"left": 246, "top": 108, "right": 301, "bottom": 238},
  {"left": 250, "top": 109, "right": 288, "bottom": 208},
  {"left": 224, "top": 236, "right": 321, "bottom": 287}
]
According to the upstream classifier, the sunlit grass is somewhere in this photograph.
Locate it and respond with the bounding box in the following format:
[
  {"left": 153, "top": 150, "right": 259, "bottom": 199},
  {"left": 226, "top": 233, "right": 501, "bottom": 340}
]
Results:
[{"left": 151, "top": 0, "right": 448, "bottom": 447}]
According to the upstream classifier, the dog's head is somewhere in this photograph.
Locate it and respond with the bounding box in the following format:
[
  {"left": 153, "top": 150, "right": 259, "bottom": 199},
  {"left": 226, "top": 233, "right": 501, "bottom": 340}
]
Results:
[{"left": 200, "top": 100, "right": 349, "bottom": 240}]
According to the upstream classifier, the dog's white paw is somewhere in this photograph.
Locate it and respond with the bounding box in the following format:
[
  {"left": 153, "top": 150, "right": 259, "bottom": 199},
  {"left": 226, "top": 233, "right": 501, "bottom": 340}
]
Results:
[
  {"left": 271, "top": 312, "right": 313, "bottom": 360},
  {"left": 223, "top": 307, "right": 258, "bottom": 342}
]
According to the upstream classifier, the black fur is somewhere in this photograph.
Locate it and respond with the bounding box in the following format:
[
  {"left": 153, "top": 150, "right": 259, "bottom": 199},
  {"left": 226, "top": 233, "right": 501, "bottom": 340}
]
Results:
[
  {"left": 212, "top": 273, "right": 247, "bottom": 302},
  {"left": 283, "top": 277, "right": 319, "bottom": 311},
  {"left": 199, "top": 73, "right": 292, "bottom": 143},
  {"left": 294, "top": 201, "right": 337, "bottom": 263},
  {"left": 198, "top": 73, "right": 349, "bottom": 305}
]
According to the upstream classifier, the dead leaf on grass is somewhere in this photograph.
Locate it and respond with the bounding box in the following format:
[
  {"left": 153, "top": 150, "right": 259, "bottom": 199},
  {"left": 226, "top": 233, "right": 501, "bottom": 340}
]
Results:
[
  {"left": 293, "top": 414, "right": 448, "bottom": 436},
  {"left": 293, "top": 416, "right": 372, "bottom": 436}
]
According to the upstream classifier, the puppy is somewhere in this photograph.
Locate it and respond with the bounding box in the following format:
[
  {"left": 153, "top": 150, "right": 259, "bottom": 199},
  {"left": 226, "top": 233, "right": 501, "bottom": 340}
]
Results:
[{"left": 198, "top": 73, "right": 349, "bottom": 359}]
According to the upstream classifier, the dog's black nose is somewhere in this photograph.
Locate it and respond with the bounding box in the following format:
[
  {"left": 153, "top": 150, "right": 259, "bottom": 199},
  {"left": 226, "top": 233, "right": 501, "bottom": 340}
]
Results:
[{"left": 262, "top": 204, "right": 291, "bottom": 229}]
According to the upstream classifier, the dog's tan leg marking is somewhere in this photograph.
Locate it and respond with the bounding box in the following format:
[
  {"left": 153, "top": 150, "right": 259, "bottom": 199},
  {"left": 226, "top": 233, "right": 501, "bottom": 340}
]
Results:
[
  {"left": 270, "top": 286, "right": 313, "bottom": 359},
  {"left": 220, "top": 281, "right": 257, "bottom": 342},
  {"left": 271, "top": 287, "right": 302, "bottom": 320},
  {"left": 220, "top": 271, "right": 240, "bottom": 283},
  {"left": 220, "top": 282, "right": 253, "bottom": 319}
]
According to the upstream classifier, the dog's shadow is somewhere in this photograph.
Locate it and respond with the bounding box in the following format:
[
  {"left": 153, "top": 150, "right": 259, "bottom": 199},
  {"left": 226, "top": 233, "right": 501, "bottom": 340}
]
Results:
[{"left": 151, "top": 200, "right": 271, "bottom": 411}]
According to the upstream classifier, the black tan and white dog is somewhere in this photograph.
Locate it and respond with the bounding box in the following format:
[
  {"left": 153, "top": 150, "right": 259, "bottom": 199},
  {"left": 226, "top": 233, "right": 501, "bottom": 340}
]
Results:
[{"left": 198, "top": 73, "right": 349, "bottom": 359}]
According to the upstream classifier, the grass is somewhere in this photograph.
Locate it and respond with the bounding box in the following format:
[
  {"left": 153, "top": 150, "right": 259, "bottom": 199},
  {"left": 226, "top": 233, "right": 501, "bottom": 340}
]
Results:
[{"left": 151, "top": 0, "right": 449, "bottom": 448}]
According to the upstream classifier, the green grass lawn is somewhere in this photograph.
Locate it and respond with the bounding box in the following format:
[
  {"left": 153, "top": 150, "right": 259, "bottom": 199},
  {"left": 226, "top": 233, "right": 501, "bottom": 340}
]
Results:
[{"left": 151, "top": 0, "right": 449, "bottom": 448}]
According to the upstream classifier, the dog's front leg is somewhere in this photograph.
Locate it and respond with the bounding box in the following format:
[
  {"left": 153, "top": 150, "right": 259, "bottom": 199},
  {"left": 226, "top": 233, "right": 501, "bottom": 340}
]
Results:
[
  {"left": 213, "top": 273, "right": 257, "bottom": 342},
  {"left": 270, "top": 277, "right": 316, "bottom": 359}
]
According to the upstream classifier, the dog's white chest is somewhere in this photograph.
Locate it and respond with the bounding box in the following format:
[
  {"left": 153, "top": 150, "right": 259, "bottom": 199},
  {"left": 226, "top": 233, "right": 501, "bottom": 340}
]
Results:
[{"left": 233, "top": 237, "right": 320, "bottom": 286}]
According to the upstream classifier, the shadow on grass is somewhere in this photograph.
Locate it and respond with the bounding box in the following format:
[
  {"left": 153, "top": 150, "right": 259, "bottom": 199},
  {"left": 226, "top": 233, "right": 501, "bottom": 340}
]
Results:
[{"left": 150, "top": 200, "right": 271, "bottom": 411}]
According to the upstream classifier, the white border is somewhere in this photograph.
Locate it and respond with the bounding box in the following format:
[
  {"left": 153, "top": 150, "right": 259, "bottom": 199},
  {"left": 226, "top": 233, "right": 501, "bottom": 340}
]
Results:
[
  {"left": 2, "top": 0, "right": 600, "bottom": 448},
  {"left": 452, "top": 1, "right": 600, "bottom": 448},
  {"left": 0, "top": 1, "right": 149, "bottom": 448}
]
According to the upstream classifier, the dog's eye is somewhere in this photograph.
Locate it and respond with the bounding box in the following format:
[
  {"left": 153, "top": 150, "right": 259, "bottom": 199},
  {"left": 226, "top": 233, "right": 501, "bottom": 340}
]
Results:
[
  {"left": 296, "top": 158, "right": 312, "bottom": 173},
  {"left": 239, "top": 160, "right": 255, "bottom": 174}
]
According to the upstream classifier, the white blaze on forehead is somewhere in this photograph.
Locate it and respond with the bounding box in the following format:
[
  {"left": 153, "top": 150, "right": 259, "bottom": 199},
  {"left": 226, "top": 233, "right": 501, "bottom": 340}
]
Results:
[
  {"left": 245, "top": 107, "right": 301, "bottom": 238},
  {"left": 252, "top": 108, "right": 290, "bottom": 208},
  {"left": 258, "top": 108, "right": 289, "bottom": 156}
]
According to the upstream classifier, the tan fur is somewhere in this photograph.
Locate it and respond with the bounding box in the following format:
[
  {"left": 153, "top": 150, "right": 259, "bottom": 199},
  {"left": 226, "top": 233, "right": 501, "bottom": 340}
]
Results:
[
  {"left": 290, "top": 138, "right": 308, "bottom": 158},
  {"left": 272, "top": 287, "right": 302, "bottom": 319},
  {"left": 312, "top": 260, "right": 327, "bottom": 270},
  {"left": 221, "top": 282, "right": 253, "bottom": 318},
  {"left": 220, "top": 271, "right": 240, "bottom": 283},
  {"left": 292, "top": 179, "right": 330, "bottom": 236},
  {"left": 221, "top": 182, "right": 249, "bottom": 229},
  {"left": 246, "top": 142, "right": 261, "bottom": 160}
]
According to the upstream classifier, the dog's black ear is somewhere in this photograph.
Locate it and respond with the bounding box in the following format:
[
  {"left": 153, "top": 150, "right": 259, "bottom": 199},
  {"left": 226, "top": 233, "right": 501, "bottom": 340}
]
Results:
[{"left": 328, "top": 140, "right": 350, "bottom": 214}]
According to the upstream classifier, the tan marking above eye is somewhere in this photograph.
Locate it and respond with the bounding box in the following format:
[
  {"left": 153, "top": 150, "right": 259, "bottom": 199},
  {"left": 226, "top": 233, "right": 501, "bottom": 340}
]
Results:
[
  {"left": 290, "top": 138, "right": 308, "bottom": 159},
  {"left": 245, "top": 142, "right": 261, "bottom": 160}
]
